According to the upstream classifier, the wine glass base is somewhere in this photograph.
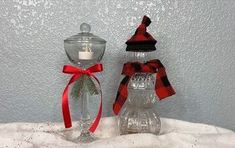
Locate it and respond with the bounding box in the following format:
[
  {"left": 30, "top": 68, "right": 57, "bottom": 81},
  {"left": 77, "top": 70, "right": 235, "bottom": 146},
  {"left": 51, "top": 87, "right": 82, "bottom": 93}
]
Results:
[{"left": 73, "top": 132, "right": 97, "bottom": 143}]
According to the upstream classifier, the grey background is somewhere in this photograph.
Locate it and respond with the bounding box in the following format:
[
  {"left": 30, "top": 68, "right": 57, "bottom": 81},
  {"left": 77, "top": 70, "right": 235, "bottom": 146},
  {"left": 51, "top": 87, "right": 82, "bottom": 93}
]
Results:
[{"left": 0, "top": 0, "right": 235, "bottom": 130}]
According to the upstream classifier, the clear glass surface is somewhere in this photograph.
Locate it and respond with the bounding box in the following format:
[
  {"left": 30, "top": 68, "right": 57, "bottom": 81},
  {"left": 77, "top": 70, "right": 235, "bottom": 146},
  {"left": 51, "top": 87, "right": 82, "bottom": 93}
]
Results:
[
  {"left": 72, "top": 76, "right": 97, "bottom": 143},
  {"left": 119, "top": 52, "right": 161, "bottom": 135},
  {"left": 126, "top": 50, "right": 156, "bottom": 63},
  {"left": 64, "top": 23, "right": 106, "bottom": 143},
  {"left": 64, "top": 23, "right": 106, "bottom": 67}
]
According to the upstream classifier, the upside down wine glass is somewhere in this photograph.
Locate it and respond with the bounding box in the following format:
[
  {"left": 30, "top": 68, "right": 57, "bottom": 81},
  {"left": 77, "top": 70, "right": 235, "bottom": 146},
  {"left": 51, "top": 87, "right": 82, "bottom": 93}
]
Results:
[{"left": 64, "top": 23, "right": 106, "bottom": 143}]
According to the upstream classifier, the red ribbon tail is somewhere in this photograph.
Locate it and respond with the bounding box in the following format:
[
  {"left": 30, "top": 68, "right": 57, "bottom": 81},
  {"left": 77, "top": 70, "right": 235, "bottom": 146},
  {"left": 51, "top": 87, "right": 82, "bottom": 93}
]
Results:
[
  {"left": 62, "top": 85, "right": 72, "bottom": 128},
  {"left": 89, "top": 95, "right": 102, "bottom": 132},
  {"left": 88, "top": 75, "right": 103, "bottom": 133}
]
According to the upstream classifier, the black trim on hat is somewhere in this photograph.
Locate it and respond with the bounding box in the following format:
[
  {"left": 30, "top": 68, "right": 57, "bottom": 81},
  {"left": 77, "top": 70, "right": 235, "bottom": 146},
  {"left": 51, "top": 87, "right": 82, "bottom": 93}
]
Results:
[{"left": 126, "top": 41, "right": 157, "bottom": 52}]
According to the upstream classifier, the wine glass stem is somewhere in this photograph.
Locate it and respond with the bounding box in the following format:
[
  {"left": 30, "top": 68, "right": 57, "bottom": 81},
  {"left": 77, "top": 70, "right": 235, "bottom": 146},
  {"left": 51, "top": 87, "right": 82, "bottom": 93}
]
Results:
[{"left": 80, "top": 77, "right": 91, "bottom": 134}]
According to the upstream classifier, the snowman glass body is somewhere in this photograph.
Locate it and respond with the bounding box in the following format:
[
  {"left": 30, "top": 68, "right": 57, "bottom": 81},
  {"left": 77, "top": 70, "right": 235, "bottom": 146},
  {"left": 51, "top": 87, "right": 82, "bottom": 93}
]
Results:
[
  {"left": 118, "top": 52, "right": 161, "bottom": 135},
  {"left": 64, "top": 23, "right": 106, "bottom": 143}
]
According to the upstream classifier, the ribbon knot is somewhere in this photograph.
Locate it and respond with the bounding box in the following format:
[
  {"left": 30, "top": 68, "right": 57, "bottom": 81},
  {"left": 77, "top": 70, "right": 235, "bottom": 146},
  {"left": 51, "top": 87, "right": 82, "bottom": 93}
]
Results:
[
  {"left": 62, "top": 64, "right": 103, "bottom": 133},
  {"left": 63, "top": 64, "right": 103, "bottom": 75},
  {"left": 113, "top": 59, "right": 175, "bottom": 115}
]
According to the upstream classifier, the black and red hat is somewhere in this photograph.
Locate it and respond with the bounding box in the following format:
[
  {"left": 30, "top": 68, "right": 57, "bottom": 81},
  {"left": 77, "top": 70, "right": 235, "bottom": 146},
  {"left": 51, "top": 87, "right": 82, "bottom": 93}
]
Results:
[{"left": 126, "top": 15, "right": 157, "bottom": 52}]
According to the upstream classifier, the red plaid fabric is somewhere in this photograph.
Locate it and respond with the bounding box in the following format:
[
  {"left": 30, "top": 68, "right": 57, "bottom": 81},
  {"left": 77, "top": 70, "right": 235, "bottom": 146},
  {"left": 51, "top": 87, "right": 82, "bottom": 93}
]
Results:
[
  {"left": 126, "top": 15, "right": 157, "bottom": 52},
  {"left": 113, "top": 59, "right": 176, "bottom": 115}
]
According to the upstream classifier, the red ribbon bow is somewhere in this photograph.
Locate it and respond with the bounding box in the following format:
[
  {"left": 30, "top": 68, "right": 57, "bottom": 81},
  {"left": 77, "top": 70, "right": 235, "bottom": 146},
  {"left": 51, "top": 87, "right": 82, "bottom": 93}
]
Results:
[
  {"left": 62, "top": 64, "right": 103, "bottom": 133},
  {"left": 113, "top": 59, "right": 176, "bottom": 115}
]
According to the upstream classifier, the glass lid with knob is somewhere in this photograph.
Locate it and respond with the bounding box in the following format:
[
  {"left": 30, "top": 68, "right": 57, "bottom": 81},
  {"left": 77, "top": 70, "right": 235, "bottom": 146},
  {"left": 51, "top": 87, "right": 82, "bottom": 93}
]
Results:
[{"left": 64, "top": 23, "right": 106, "bottom": 67}]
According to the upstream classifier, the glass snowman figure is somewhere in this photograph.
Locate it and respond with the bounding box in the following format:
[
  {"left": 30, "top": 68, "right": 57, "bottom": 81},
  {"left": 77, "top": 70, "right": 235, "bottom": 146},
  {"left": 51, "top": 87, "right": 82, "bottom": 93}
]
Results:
[
  {"left": 64, "top": 23, "right": 106, "bottom": 143},
  {"left": 115, "top": 16, "right": 175, "bottom": 135}
]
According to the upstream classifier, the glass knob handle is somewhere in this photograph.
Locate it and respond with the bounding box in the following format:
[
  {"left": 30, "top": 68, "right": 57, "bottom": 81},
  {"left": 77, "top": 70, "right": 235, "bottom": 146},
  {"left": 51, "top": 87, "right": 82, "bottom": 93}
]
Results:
[{"left": 80, "top": 23, "right": 91, "bottom": 33}]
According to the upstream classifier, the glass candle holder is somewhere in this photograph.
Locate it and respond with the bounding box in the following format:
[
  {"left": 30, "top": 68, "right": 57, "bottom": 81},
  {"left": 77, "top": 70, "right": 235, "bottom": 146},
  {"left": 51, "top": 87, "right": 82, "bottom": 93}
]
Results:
[{"left": 64, "top": 23, "right": 106, "bottom": 143}]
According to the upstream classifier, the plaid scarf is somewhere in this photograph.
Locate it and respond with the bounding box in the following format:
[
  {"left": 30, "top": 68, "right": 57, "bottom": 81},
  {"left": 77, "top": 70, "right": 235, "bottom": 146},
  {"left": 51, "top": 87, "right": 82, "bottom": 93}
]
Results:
[{"left": 113, "top": 59, "right": 176, "bottom": 115}]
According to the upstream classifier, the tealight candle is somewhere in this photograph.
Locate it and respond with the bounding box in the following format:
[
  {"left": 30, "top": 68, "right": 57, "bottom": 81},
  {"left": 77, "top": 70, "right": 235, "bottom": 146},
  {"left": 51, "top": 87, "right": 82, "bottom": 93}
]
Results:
[{"left": 79, "top": 51, "right": 94, "bottom": 60}]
